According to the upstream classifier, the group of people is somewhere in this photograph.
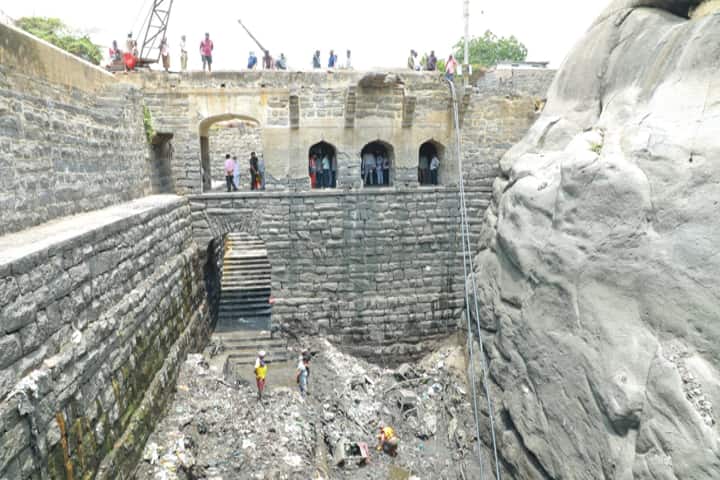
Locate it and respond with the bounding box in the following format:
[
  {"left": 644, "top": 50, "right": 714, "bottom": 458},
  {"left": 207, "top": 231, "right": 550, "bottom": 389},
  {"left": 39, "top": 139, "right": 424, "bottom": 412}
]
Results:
[
  {"left": 308, "top": 146, "right": 338, "bottom": 189},
  {"left": 408, "top": 50, "right": 459, "bottom": 80},
  {"left": 418, "top": 147, "right": 441, "bottom": 185},
  {"left": 223, "top": 152, "right": 265, "bottom": 192},
  {"left": 313, "top": 49, "right": 352, "bottom": 69},
  {"left": 247, "top": 50, "right": 288, "bottom": 70},
  {"left": 253, "top": 349, "right": 399, "bottom": 456},
  {"left": 361, "top": 150, "right": 391, "bottom": 187}
]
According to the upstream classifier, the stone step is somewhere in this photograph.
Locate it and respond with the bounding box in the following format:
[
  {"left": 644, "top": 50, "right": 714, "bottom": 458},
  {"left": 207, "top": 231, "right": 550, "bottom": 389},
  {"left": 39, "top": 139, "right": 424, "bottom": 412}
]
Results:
[{"left": 219, "top": 307, "right": 273, "bottom": 317}]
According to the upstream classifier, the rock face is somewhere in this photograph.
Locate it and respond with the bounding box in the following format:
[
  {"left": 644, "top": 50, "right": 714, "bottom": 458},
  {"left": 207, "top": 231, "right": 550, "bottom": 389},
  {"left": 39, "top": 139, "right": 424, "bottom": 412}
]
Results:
[{"left": 474, "top": 1, "right": 720, "bottom": 478}]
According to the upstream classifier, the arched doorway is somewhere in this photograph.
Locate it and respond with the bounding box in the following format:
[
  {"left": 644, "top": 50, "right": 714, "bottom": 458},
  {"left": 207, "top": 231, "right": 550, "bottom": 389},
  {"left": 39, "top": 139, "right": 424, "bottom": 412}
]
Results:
[
  {"left": 199, "top": 114, "right": 261, "bottom": 193},
  {"left": 360, "top": 140, "right": 394, "bottom": 187},
  {"left": 418, "top": 140, "right": 445, "bottom": 186},
  {"left": 308, "top": 141, "right": 337, "bottom": 189}
]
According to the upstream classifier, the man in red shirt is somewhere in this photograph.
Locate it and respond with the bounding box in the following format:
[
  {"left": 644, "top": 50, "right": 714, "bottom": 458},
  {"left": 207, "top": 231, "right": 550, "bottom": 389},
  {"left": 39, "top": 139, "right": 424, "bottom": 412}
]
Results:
[{"left": 200, "top": 33, "right": 214, "bottom": 72}]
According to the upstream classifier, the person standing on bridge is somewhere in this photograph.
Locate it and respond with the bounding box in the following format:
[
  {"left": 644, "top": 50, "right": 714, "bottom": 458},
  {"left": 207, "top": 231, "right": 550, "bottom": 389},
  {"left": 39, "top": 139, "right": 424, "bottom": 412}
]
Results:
[
  {"left": 254, "top": 351, "right": 268, "bottom": 401},
  {"left": 232, "top": 155, "right": 241, "bottom": 190},
  {"left": 200, "top": 33, "right": 214, "bottom": 72},
  {"left": 225, "top": 154, "right": 237, "bottom": 192},
  {"left": 249, "top": 152, "right": 259, "bottom": 190}
]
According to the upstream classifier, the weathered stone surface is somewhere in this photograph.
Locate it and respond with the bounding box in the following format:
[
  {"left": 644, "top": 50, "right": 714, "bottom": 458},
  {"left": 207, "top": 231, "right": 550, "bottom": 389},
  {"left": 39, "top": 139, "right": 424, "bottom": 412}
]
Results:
[{"left": 474, "top": 2, "right": 720, "bottom": 478}]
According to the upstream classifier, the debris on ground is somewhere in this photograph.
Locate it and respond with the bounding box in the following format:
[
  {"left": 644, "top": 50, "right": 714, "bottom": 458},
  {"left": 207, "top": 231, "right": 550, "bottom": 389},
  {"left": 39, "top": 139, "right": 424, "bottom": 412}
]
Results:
[{"left": 135, "top": 340, "right": 482, "bottom": 479}]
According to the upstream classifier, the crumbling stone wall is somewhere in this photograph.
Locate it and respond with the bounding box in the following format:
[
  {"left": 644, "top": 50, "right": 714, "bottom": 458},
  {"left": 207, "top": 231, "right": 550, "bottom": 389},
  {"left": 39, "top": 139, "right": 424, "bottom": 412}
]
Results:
[
  {"left": 0, "top": 196, "right": 213, "bottom": 479},
  {"left": 0, "top": 23, "right": 151, "bottom": 236},
  {"left": 190, "top": 189, "right": 474, "bottom": 361}
]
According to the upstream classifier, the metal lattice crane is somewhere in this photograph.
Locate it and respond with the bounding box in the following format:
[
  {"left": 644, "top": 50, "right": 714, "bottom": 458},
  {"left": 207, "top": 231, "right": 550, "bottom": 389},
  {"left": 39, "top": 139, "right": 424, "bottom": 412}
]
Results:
[{"left": 137, "top": 0, "right": 175, "bottom": 65}]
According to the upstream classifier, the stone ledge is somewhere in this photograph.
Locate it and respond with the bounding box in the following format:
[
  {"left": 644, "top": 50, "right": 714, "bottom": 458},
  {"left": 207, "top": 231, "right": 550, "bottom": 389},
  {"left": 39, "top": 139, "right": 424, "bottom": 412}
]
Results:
[{"left": 0, "top": 195, "right": 185, "bottom": 270}]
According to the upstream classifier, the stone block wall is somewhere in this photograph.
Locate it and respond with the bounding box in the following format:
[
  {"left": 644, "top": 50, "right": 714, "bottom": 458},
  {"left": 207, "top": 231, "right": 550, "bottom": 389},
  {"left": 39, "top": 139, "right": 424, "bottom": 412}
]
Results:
[
  {"left": 208, "top": 122, "right": 262, "bottom": 190},
  {"left": 0, "top": 196, "right": 213, "bottom": 479},
  {"left": 0, "top": 23, "right": 152, "bottom": 236},
  {"left": 190, "top": 188, "right": 478, "bottom": 360}
]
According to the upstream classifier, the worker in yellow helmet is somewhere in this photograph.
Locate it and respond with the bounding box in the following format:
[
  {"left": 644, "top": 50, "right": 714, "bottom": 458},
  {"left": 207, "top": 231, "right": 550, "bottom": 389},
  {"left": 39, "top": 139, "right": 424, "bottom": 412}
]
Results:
[
  {"left": 376, "top": 425, "right": 399, "bottom": 456},
  {"left": 254, "top": 351, "right": 268, "bottom": 401}
]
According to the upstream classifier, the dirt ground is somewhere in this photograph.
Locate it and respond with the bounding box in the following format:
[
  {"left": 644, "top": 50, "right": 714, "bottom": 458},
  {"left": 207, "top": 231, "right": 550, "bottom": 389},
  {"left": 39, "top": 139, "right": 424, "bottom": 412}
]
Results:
[{"left": 134, "top": 338, "right": 483, "bottom": 480}]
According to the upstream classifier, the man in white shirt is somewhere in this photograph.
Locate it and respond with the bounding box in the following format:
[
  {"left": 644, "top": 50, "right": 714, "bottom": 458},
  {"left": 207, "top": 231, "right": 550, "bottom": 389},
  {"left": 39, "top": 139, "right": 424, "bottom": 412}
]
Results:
[
  {"left": 180, "top": 35, "right": 187, "bottom": 71},
  {"left": 430, "top": 155, "right": 440, "bottom": 185}
]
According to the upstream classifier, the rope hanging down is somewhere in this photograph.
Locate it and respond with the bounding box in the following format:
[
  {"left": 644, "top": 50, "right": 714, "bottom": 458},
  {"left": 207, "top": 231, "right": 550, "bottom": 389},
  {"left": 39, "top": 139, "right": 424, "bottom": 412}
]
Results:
[{"left": 447, "top": 78, "right": 501, "bottom": 480}]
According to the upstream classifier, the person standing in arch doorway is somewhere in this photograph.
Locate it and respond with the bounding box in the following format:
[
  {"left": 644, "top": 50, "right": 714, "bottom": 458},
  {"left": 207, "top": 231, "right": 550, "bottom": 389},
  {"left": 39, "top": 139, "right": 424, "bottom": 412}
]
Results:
[
  {"left": 375, "top": 152, "right": 384, "bottom": 186},
  {"left": 225, "top": 154, "right": 237, "bottom": 192},
  {"left": 249, "top": 152, "right": 259, "bottom": 190},
  {"left": 331, "top": 154, "right": 337, "bottom": 188},
  {"left": 382, "top": 155, "right": 390, "bottom": 186},
  {"left": 362, "top": 150, "right": 375, "bottom": 186},
  {"left": 309, "top": 154, "right": 319, "bottom": 188},
  {"left": 430, "top": 154, "right": 440, "bottom": 185},
  {"left": 321, "top": 152, "right": 331, "bottom": 188},
  {"left": 180, "top": 35, "right": 188, "bottom": 71},
  {"left": 200, "top": 33, "right": 214, "bottom": 72}
]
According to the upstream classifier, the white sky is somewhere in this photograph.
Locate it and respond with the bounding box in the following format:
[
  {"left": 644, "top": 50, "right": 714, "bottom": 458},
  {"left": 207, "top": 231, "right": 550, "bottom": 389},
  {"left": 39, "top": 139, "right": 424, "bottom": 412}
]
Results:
[{"left": 0, "top": 0, "right": 608, "bottom": 70}]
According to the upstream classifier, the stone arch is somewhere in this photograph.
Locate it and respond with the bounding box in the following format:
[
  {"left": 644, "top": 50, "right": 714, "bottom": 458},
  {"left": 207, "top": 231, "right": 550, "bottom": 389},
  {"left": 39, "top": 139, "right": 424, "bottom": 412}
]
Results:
[
  {"left": 308, "top": 141, "right": 338, "bottom": 189},
  {"left": 418, "top": 139, "right": 446, "bottom": 186},
  {"left": 198, "top": 114, "right": 261, "bottom": 192},
  {"left": 360, "top": 140, "right": 395, "bottom": 187}
]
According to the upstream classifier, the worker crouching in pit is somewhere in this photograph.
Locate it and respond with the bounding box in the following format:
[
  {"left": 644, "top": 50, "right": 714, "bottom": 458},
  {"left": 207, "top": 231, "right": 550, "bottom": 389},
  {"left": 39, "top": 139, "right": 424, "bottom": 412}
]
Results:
[{"left": 377, "top": 425, "right": 399, "bottom": 456}]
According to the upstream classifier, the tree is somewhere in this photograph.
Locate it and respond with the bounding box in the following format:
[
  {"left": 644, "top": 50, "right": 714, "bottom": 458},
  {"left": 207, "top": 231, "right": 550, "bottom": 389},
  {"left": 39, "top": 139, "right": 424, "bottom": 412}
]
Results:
[
  {"left": 454, "top": 30, "right": 528, "bottom": 67},
  {"left": 16, "top": 17, "right": 102, "bottom": 65}
]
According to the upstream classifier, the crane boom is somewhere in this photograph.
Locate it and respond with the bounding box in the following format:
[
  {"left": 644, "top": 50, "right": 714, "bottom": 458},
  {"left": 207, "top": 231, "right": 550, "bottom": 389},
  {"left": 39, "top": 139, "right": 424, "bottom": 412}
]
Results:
[
  {"left": 237, "top": 19, "right": 267, "bottom": 53},
  {"left": 139, "top": 0, "right": 175, "bottom": 62}
]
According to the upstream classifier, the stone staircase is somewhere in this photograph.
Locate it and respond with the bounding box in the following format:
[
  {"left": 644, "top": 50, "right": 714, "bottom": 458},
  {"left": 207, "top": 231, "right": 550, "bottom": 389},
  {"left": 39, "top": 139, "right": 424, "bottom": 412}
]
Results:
[{"left": 213, "top": 233, "right": 288, "bottom": 379}]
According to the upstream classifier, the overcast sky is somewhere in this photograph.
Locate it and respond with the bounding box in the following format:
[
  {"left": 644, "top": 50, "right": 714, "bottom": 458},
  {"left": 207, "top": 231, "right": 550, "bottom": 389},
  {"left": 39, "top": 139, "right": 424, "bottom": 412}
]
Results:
[{"left": 0, "top": 0, "right": 608, "bottom": 70}]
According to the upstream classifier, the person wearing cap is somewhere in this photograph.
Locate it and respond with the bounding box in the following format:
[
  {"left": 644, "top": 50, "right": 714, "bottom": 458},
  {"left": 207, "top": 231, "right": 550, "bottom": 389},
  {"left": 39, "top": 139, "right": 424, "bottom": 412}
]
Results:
[
  {"left": 377, "top": 425, "right": 399, "bottom": 456},
  {"left": 254, "top": 351, "right": 268, "bottom": 401}
]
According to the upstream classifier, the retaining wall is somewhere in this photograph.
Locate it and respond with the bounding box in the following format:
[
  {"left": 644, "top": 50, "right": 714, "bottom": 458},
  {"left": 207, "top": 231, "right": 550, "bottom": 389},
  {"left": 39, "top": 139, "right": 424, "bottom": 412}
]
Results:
[{"left": 0, "top": 195, "right": 213, "bottom": 479}]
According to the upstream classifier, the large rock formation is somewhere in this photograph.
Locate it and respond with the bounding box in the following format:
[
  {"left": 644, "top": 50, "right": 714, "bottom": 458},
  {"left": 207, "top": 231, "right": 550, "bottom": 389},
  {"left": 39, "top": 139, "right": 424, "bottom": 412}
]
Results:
[{"left": 474, "top": 1, "right": 720, "bottom": 478}]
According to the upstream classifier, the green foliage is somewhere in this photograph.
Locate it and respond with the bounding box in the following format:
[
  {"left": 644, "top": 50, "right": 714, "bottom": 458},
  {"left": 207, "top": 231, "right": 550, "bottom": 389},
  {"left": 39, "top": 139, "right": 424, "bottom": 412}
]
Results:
[
  {"left": 454, "top": 30, "right": 528, "bottom": 67},
  {"left": 16, "top": 16, "right": 102, "bottom": 65},
  {"left": 437, "top": 59, "right": 446, "bottom": 73},
  {"left": 143, "top": 105, "right": 155, "bottom": 144}
]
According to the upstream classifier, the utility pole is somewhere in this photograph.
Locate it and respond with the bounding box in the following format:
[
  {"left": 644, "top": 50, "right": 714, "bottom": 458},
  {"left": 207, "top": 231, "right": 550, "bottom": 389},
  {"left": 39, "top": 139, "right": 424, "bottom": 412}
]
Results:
[{"left": 463, "top": 0, "right": 470, "bottom": 85}]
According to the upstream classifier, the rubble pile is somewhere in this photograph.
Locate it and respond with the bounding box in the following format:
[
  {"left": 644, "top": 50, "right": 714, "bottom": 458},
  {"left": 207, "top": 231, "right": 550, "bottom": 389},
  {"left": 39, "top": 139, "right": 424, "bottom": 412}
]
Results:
[{"left": 135, "top": 339, "right": 482, "bottom": 479}]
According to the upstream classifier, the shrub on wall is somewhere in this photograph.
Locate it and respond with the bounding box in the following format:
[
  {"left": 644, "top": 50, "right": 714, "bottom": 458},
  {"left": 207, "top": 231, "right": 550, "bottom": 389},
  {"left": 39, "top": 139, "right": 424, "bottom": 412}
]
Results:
[
  {"left": 16, "top": 16, "right": 102, "bottom": 65},
  {"left": 143, "top": 105, "right": 155, "bottom": 144}
]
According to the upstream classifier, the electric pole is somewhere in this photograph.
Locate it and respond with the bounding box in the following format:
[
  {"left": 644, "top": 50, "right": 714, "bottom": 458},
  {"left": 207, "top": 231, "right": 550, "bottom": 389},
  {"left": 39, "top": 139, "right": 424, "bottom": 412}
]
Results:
[{"left": 463, "top": 0, "right": 470, "bottom": 84}]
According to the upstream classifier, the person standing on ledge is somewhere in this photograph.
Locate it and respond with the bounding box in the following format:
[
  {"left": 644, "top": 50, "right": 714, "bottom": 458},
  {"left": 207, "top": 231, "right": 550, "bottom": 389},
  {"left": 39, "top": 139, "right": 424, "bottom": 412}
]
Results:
[
  {"left": 445, "top": 54, "right": 458, "bottom": 81},
  {"left": 262, "top": 50, "right": 274, "bottom": 70},
  {"left": 200, "top": 32, "right": 214, "bottom": 72},
  {"left": 328, "top": 49, "right": 338, "bottom": 69},
  {"left": 312, "top": 50, "right": 321, "bottom": 69},
  {"left": 160, "top": 38, "right": 170, "bottom": 72},
  {"left": 275, "top": 53, "right": 287, "bottom": 70},
  {"left": 224, "top": 154, "right": 237, "bottom": 192},
  {"left": 249, "top": 152, "right": 259, "bottom": 190},
  {"left": 427, "top": 50, "right": 437, "bottom": 71},
  {"left": 254, "top": 351, "right": 268, "bottom": 401},
  {"left": 180, "top": 35, "right": 188, "bottom": 71},
  {"left": 247, "top": 51, "right": 258, "bottom": 69},
  {"left": 344, "top": 50, "right": 352, "bottom": 69}
]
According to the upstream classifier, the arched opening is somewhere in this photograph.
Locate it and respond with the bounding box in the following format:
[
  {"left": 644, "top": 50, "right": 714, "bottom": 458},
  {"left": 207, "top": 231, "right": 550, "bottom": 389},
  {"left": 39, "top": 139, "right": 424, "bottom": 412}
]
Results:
[
  {"left": 418, "top": 140, "right": 445, "bottom": 186},
  {"left": 360, "top": 140, "right": 394, "bottom": 187},
  {"left": 199, "top": 114, "right": 261, "bottom": 193},
  {"left": 308, "top": 141, "right": 337, "bottom": 189}
]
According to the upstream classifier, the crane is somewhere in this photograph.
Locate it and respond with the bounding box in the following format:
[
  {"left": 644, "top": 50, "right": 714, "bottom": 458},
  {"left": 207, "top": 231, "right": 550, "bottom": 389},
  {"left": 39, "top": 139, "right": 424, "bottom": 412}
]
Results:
[
  {"left": 237, "top": 19, "right": 268, "bottom": 56},
  {"left": 137, "top": 0, "right": 175, "bottom": 66}
]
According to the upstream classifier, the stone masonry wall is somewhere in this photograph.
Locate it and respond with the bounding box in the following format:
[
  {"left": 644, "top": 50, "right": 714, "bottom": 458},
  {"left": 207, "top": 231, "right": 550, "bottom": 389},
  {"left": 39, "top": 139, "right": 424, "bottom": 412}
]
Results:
[
  {"left": 0, "top": 196, "right": 213, "bottom": 479},
  {"left": 190, "top": 188, "right": 473, "bottom": 361},
  {"left": 0, "top": 23, "right": 151, "bottom": 236},
  {"left": 208, "top": 123, "right": 262, "bottom": 191}
]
